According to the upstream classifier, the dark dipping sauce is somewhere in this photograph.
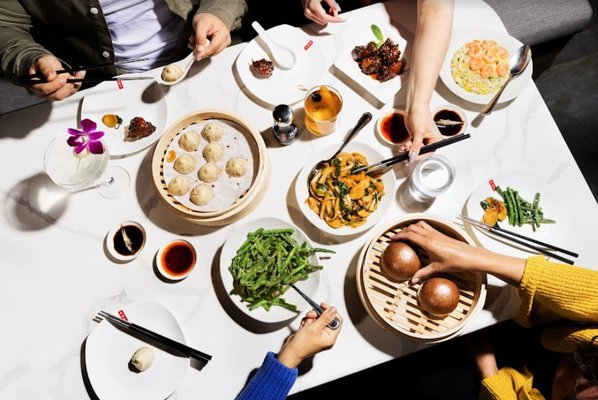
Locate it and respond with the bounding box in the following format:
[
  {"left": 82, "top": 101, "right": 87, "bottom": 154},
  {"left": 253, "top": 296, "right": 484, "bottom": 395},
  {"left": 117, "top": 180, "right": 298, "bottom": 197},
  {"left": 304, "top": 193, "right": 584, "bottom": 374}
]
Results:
[
  {"left": 434, "top": 109, "right": 464, "bottom": 136},
  {"left": 161, "top": 241, "right": 196, "bottom": 277},
  {"left": 380, "top": 112, "right": 409, "bottom": 144},
  {"left": 113, "top": 225, "right": 144, "bottom": 256}
]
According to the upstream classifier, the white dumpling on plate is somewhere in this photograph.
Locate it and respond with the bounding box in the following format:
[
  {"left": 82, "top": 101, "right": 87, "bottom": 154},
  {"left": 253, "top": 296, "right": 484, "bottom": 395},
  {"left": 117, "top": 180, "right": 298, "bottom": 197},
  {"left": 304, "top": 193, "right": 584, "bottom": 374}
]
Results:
[
  {"left": 178, "top": 130, "right": 201, "bottom": 152},
  {"left": 225, "top": 157, "right": 248, "bottom": 178},
  {"left": 167, "top": 175, "right": 192, "bottom": 196},
  {"left": 198, "top": 162, "right": 222, "bottom": 183},
  {"left": 189, "top": 183, "right": 214, "bottom": 206},
  {"left": 202, "top": 143, "right": 224, "bottom": 163},
  {"left": 130, "top": 346, "right": 155, "bottom": 372},
  {"left": 174, "top": 154, "right": 197, "bottom": 174},
  {"left": 201, "top": 122, "right": 223, "bottom": 142}
]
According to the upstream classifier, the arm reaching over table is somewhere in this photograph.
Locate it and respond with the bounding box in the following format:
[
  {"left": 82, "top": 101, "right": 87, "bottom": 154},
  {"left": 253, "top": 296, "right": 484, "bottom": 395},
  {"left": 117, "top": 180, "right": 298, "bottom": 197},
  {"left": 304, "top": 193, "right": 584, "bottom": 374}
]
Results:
[
  {"left": 302, "top": 0, "right": 344, "bottom": 25},
  {"left": 236, "top": 304, "right": 342, "bottom": 400},
  {"left": 402, "top": 0, "right": 454, "bottom": 161}
]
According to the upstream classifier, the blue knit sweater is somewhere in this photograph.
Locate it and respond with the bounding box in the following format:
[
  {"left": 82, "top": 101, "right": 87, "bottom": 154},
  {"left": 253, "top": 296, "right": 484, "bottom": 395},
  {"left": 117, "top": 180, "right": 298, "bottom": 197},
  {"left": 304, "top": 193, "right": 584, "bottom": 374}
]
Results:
[{"left": 236, "top": 352, "right": 298, "bottom": 400}]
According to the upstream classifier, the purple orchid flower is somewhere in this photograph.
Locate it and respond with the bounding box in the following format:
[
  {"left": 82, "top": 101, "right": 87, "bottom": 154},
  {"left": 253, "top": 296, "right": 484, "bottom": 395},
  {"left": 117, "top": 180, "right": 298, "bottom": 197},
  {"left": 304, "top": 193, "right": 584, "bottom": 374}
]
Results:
[{"left": 67, "top": 118, "right": 105, "bottom": 155}]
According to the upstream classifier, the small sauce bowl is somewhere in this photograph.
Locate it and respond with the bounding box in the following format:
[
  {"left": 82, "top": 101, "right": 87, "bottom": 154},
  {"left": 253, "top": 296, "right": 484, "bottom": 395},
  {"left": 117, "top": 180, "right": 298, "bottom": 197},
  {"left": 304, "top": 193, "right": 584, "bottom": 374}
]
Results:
[
  {"left": 106, "top": 221, "right": 147, "bottom": 262},
  {"left": 376, "top": 109, "right": 410, "bottom": 147},
  {"left": 156, "top": 239, "right": 197, "bottom": 281},
  {"left": 433, "top": 104, "right": 468, "bottom": 137}
]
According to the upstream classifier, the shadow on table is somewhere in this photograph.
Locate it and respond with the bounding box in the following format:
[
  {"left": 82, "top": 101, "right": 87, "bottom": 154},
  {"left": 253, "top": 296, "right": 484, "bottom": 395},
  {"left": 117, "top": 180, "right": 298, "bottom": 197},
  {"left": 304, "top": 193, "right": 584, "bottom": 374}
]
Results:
[
  {"left": 0, "top": 100, "right": 52, "bottom": 138},
  {"left": 210, "top": 245, "right": 295, "bottom": 334},
  {"left": 3, "top": 172, "right": 69, "bottom": 231}
]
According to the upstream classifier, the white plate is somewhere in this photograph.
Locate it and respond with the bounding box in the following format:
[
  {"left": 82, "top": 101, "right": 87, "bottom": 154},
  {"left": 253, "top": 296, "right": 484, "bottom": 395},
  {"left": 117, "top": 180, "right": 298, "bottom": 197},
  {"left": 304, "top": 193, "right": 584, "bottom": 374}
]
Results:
[
  {"left": 440, "top": 27, "right": 533, "bottom": 105},
  {"left": 333, "top": 25, "right": 408, "bottom": 104},
  {"left": 465, "top": 170, "right": 570, "bottom": 251},
  {"left": 235, "top": 24, "right": 326, "bottom": 107},
  {"left": 81, "top": 79, "right": 167, "bottom": 156},
  {"left": 296, "top": 141, "right": 396, "bottom": 236},
  {"left": 220, "top": 217, "right": 321, "bottom": 324},
  {"left": 85, "top": 301, "right": 188, "bottom": 400}
]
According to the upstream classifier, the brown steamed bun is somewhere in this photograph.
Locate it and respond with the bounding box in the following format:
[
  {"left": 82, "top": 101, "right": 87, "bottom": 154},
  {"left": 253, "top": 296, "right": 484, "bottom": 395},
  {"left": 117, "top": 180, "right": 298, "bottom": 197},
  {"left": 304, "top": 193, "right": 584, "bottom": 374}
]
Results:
[
  {"left": 417, "top": 277, "right": 460, "bottom": 317},
  {"left": 380, "top": 241, "right": 421, "bottom": 282}
]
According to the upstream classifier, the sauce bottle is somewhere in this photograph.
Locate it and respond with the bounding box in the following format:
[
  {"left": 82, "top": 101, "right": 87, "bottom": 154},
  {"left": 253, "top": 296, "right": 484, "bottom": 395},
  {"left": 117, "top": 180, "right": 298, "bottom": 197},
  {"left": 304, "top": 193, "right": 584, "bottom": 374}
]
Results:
[{"left": 272, "top": 104, "right": 299, "bottom": 145}]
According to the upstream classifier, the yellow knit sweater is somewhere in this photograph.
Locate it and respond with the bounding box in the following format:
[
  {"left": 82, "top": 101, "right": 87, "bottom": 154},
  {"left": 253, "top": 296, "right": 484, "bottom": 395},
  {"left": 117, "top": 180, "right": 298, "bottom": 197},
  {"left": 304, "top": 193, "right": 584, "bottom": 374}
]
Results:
[{"left": 480, "top": 256, "right": 598, "bottom": 400}]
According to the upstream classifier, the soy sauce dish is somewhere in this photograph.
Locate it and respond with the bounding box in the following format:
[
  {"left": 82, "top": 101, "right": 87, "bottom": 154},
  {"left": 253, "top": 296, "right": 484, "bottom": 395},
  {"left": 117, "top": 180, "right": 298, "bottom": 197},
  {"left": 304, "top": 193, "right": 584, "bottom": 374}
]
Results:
[
  {"left": 156, "top": 239, "right": 197, "bottom": 281},
  {"left": 376, "top": 109, "right": 410, "bottom": 147},
  {"left": 106, "top": 221, "right": 147, "bottom": 262}
]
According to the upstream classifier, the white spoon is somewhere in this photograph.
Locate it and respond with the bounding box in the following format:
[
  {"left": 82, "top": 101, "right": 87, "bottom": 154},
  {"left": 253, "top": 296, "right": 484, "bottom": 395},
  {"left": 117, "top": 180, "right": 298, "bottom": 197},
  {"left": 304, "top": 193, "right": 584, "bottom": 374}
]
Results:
[
  {"left": 157, "top": 52, "right": 196, "bottom": 86},
  {"left": 251, "top": 21, "right": 297, "bottom": 70}
]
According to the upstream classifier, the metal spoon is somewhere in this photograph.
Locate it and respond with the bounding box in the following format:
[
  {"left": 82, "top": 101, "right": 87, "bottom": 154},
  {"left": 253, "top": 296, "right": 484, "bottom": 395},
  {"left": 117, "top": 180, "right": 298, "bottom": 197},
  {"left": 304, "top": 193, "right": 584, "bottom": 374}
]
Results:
[
  {"left": 156, "top": 52, "right": 196, "bottom": 86},
  {"left": 289, "top": 284, "right": 341, "bottom": 330},
  {"left": 307, "top": 112, "right": 372, "bottom": 186},
  {"left": 479, "top": 44, "right": 531, "bottom": 115},
  {"left": 251, "top": 21, "right": 297, "bottom": 70}
]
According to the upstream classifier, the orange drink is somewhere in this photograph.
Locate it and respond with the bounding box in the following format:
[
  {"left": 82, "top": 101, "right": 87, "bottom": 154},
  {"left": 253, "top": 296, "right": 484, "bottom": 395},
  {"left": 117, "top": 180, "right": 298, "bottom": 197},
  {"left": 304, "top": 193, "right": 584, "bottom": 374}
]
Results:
[{"left": 304, "top": 85, "right": 343, "bottom": 136}]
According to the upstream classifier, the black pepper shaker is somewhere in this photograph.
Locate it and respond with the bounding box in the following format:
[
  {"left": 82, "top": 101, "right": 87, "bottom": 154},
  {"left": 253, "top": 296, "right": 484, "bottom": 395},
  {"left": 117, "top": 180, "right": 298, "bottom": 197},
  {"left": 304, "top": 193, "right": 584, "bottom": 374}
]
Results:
[{"left": 272, "top": 104, "right": 299, "bottom": 145}]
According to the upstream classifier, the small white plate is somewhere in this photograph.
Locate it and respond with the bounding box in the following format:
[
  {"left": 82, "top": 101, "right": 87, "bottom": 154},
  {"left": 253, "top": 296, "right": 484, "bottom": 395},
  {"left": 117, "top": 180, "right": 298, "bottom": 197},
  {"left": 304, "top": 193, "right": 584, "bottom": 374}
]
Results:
[
  {"left": 85, "top": 301, "right": 188, "bottom": 400},
  {"left": 235, "top": 24, "right": 326, "bottom": 106},
  {"left": 220, "top": 217, "right": 322, "bottom": 324},
  {"left": 296, "top": 141, "right": 396, "bottom": 236},
  {"left": 333, "top": 25, "right": 409, "bottom": 104},
  {"left": 465, "top": 170, "right": 570, "bottom": 251},
  {"left": 440, "top": 27, "right": 533, "bottom": 105},
  {"left": 81, "top": 79, "right": 167, "bottom": 157}
]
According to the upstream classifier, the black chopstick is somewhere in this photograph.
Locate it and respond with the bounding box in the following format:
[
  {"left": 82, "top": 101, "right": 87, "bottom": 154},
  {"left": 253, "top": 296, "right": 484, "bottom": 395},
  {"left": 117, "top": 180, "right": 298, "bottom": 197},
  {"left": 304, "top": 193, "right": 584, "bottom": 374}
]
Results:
[
  {"left": 289, "top": 284, "right": 341, "bottom": 330},
  {"left": 20, "top": 57, "right": 151, "bottom": 81},
  {"left": 458, "top": 216, "right": 577, "bottom": 264},
  {"left": 100, "top": 311, "right": 212, "bottom": 363},
  {"left": 20, "top": 76, "right": 155, "bottom": 84},
  {"left": 353, "top": 133, "right": 471, "bottom": 174}
]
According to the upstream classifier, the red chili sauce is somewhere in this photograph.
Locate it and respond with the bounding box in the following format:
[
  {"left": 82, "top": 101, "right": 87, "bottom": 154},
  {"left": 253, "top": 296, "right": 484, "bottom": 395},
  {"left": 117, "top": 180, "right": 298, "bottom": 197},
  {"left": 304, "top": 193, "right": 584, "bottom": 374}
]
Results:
[
  {"left": 161, "top": 241, "right": 196, "bottom": 277},
  {"left": 380, "top": 112, "right": 409, "bottom": 144}
]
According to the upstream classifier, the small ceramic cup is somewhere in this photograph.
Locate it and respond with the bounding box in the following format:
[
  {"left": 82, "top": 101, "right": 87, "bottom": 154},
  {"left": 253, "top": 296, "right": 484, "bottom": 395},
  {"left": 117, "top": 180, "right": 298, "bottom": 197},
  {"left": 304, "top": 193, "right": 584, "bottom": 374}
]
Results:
[
  {"left": 376, "top": 108, "right": 410, "bottom": 147},
  {"left": 155, "top": 239, "right": 197, "bottom": 281},
  {"left": 433, "top": 104, "right": 468, "bottom": 137},
  {"left": 106, "top": 221, "right": 146, "bottom": 262}
]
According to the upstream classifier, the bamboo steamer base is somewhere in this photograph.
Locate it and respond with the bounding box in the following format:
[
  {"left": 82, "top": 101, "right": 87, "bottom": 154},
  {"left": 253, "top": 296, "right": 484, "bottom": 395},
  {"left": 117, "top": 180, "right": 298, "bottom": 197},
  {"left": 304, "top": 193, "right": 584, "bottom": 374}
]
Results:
[{"left": 356, "top": 214, "right": 487, "bottom": 342}]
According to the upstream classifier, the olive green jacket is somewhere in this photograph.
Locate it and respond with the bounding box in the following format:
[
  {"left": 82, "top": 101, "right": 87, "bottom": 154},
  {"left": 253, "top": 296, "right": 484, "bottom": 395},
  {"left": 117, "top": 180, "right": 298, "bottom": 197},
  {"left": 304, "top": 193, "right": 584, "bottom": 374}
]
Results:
[{"left": 0, "top": 0, "right": 247, "bottom": 82}]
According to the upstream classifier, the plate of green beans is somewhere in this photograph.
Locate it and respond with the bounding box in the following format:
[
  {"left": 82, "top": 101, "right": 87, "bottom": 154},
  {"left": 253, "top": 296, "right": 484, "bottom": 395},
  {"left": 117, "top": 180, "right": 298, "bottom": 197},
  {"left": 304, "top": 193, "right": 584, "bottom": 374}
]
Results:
[{"left": 220, "top": 217, "right": 334, "bottom": 323}]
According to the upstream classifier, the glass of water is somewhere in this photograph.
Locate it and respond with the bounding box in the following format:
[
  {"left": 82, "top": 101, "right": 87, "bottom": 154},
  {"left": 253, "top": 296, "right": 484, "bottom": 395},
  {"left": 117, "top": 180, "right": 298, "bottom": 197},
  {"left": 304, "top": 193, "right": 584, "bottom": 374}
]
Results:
[{"left": 408, "top": 154, "right": 455, "bottom": 202}]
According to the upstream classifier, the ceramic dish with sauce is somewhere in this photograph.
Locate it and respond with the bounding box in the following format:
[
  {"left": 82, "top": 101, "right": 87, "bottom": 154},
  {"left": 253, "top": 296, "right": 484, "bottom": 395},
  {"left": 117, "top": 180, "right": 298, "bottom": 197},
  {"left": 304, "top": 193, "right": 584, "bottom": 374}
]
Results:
[
  {"left": 433, "top": 104, "right": 468, "bottom": 137},
  {"left": 106, "top": 221, "right": 147, "bottom": 262},
  {"left": 376, "top": 109, "right": 410, "bottom": 147},
  {"left": 155, "top": 239, "right": 197, "bottom": 281}
]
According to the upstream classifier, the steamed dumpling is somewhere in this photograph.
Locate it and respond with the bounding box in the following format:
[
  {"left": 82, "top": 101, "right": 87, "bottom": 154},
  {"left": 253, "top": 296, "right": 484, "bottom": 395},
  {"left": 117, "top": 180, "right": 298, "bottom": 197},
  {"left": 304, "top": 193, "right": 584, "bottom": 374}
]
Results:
[
  {"left": 131, "top": 346, "right": 154, "bottom": 372},
  {"left": 174, "top": 154, "right": 197, "bottom": 174},
  {"left": 202, "top": 143, "right": 224, "bottom": 163},
  {"left": 201, "top": 123, "right": 223, "bottom": 142},
  {"left": 198, "top": 162, "right": 222, "bottom": 183},
  {"left": 225, "top": 157, "right": 248, "bottom": 178},
  {"left": 190, "top": 183, "right": 214, "bottom": 206},
  {"left": 167, "top": 175, "right": 191, "bottom": 196},
  {"left": 178, "top": 131, "right": 201, "bottom": 152}
]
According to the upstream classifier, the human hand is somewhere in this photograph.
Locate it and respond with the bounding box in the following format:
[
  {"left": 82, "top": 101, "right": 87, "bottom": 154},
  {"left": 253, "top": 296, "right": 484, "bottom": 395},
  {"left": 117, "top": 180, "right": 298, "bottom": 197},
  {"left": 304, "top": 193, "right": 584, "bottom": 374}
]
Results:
[
  {"left": 277, "top": 304, "right": 342, "bottom": 368},
  {"left": 27, "top": 55, "right": 85, "bottom": 101},
  {"left": 401, "top": 107, "right": 442, "bottom": 161},
  {"left": 189, "top": 13, "right": 230, "bottom": 61},
  {"left": 390, "top": 221, "right": 480, "bottom": 284},
  {"left": 302, "top": 0, "right": 344, "bottom": 25}
]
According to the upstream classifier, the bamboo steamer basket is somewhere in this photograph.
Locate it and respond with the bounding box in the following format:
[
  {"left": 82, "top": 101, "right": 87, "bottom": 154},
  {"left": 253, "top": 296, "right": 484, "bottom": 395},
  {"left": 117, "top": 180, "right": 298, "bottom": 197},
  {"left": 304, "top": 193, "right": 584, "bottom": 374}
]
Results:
[
  {"left": 151, "top": 110, "right": 270, "bottom": 225},
  {"left": 356, "top": 213, "right": 487, "bottom": 342}
]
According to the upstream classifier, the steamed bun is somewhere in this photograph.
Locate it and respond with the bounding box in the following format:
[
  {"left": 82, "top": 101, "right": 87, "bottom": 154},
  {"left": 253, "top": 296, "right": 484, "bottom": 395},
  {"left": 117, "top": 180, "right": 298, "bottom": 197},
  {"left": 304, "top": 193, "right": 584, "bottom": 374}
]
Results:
[
  {"left": 178, "top": 131, "right": 201, "bottom": 152},
  {"left": 201, "top": 123, "right": 223, "bottom": 142},
  {"left": 167, "top": 175, "right": 191, "bottom": 196},
  {"left": 202, "top": 143, "right": 224, "bottom": 163},
  {"left": 174, "top": 154, "right": 197, "bottom": 174},
  {"left": 225, "top": 157, "right": 248, "bottom": 178},
  {"left": 198, "top": 162, "right": 222, "bottom": 183},
  {"left": 190, "top": 183, "right": 214, "bottom": 206}
]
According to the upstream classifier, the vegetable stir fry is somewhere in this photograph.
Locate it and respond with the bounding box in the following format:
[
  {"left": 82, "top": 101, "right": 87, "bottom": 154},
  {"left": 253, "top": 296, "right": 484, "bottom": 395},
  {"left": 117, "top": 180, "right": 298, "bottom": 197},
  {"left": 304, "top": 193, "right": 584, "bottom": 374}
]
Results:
[
  {"left": 480, "top": 186, "right": 555, "bottom": 231},
  {"left": 229, "top": 228, "right": 334, "bottom": 311},
  {"left": 307, "top": 152, "right": 385, "bottom": 228}
]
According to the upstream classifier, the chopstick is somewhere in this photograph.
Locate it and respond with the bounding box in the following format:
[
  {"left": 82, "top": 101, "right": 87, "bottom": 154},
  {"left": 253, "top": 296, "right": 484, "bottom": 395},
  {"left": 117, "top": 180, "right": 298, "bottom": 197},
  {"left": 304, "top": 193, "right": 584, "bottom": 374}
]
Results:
[
  {"left": 19, "top": 57, "right": 151, "bottom": 81},
  {"left": 353, "top": 133, "right": 471, "bottom": 174},
  {"left": 20, "top": 76, "right": 155, "bottom": 84},
  {"left": 99, "top": 311, "right": 212, "bottom": 363},
  {"left": 458, "top": 215, "right": 578, "bottom": 264},
  {"left": 289, "top": 284, "right": 341, "bottom": 330}
]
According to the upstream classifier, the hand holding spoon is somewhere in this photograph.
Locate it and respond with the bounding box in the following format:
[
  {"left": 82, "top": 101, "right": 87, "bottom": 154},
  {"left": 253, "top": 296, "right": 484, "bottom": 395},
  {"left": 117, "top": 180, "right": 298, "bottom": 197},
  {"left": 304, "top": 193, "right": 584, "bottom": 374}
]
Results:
[
  {"left": 479, "top": 44, "right": 531, "bottom": 115},
  {"left": 251, "top": 21, "right": 297, "bottom": 70}
]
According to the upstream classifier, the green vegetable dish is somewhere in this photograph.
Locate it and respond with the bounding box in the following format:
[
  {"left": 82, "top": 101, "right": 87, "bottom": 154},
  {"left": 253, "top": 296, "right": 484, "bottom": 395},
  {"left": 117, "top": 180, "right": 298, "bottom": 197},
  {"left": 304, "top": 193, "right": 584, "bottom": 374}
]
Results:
[{"left": 229, "top": 228, "right": 334, "bottom": 312}]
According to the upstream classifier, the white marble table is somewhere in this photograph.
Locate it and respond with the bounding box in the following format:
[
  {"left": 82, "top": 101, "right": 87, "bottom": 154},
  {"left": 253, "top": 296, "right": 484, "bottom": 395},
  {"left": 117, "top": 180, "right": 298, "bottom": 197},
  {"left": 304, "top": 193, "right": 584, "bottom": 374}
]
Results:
[{"left": 1, "top": 1, "right": 597, "bottom": 399}]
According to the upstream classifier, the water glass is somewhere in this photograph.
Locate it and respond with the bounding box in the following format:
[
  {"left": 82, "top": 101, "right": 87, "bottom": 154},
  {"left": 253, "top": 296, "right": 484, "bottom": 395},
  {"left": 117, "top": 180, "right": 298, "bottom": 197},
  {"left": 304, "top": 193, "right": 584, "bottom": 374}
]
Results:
[{"left": 408, "top": 154, "right": 455, "bottom": 202}]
